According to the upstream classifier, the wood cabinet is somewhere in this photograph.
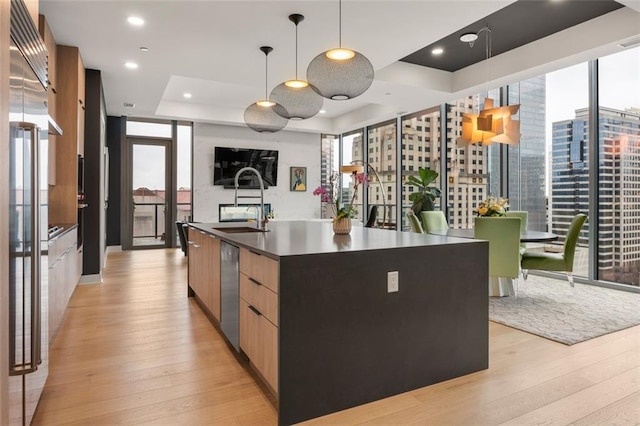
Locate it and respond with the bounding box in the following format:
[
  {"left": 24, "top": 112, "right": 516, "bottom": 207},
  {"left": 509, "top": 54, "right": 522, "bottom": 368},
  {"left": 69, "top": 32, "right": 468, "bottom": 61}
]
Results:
[
  {"left": 187, "top": 227, "right": 221, "bottom": 321},
  {"left": 49, "top": 45, "right": 85, "bottom": 225},
  {"left": 38, "top": 15, "right": 57, "bottom": 114},
  {"left": 48, "top": 228, "right": 80, "bottom": 343},
  {"left": 38, "top": 15, "right": 57, "bottom": 185},
  {"left": 239, "top": 247, "right": 279, "bottom": 393}
]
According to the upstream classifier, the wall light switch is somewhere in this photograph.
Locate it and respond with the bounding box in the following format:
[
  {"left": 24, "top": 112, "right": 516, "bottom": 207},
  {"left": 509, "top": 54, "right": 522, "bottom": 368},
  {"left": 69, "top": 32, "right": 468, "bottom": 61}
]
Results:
[{"left": 387, "top": 271, "right": 399, "bottom": 293}]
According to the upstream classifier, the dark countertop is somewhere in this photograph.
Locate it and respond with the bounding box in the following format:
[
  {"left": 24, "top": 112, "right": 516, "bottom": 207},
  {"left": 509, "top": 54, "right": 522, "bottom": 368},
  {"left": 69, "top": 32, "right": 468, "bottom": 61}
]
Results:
[
  {"left": 48, "top": 223, "right": 78, "bottom": 241},
  {"left": 188, "top": 221, "right": 481, "bottom": 259}
]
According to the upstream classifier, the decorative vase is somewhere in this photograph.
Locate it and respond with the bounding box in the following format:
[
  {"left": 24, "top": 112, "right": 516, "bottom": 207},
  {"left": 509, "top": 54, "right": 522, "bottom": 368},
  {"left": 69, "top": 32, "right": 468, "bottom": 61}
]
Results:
[{"left": 332, "top": 217, "right": 352, "bottom": 235}]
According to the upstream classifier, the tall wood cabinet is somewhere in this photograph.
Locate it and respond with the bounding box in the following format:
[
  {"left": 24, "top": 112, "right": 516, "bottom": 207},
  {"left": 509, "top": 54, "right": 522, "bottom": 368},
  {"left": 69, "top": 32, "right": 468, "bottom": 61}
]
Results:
[
  {"left": 49, "top": 45, "right": 84, "bottom": 225},
  {"left": 38, "top": 15, "right": 57, "bottom": 185}
]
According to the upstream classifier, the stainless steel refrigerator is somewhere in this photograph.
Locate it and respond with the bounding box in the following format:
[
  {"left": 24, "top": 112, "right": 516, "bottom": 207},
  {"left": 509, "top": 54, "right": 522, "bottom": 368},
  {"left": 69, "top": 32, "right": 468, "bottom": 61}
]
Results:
[{"left": 8, "top": 2, "right": 50, "bottom": 423}]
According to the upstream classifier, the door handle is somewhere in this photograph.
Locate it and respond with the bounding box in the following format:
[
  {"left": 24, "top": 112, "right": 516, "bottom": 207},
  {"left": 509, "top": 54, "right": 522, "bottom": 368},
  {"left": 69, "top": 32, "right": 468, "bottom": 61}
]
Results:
[{"left": 8, "top": 121, "right": 41, "bottom": 376}]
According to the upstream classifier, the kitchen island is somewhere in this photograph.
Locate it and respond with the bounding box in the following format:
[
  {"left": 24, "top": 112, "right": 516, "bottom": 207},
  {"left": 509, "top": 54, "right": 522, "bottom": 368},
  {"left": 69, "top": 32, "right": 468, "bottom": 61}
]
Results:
[{"left": 187, "top": 220, "right": 488, "bottom": 425}]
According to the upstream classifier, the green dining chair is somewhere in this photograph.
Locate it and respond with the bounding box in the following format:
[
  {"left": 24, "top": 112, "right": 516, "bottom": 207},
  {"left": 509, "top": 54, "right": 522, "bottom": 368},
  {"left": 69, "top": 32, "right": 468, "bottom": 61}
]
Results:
[
  {"left": 475, "top": 217, "right": 521, "bottom": 297},
  {"left": 505, "top": 210, "right": 528, "bottom": 255},
  {"left": 521, "top": 213, "right": 587, "bottom": 287},
  {"left": 407, "top": 211, "right": 425, "bottom": 234},
  {"left": 421, "top": 210, "right": 449, "bottom": 234}
]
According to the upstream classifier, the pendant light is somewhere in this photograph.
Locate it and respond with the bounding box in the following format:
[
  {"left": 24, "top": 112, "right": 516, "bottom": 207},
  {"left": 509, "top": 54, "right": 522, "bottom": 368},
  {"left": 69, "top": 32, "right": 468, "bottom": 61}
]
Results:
[
  {"left": 456, "top": 27, "right": 520, "bottom": 146},
  {"left": 306, "top": 0, "right": 374, "bottom": 100},
  {"left": 244, "top": 46, "right": 288, "bottom": 133},
  {"left": 270, "top": 14, "right": 323, "bottom": 120}
]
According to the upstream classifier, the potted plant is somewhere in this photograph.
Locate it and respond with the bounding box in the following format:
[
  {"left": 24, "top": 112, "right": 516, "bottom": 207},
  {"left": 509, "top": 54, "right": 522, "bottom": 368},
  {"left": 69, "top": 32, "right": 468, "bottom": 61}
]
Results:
[
  {"left": 313, "top": 171, "right": 367, "bottom": 234},
  {"left": 475, "top": 195, "right": 509, "bottom": 217},
  {"left": 405, "top": 167, "right": 442, "bottom": 214}
]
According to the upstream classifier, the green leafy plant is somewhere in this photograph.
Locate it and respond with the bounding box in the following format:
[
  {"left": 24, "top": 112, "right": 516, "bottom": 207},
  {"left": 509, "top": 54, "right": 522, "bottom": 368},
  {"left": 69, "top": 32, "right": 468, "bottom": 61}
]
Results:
[{"left": 405, "top": 168, "right": 442, "bottom": 214}]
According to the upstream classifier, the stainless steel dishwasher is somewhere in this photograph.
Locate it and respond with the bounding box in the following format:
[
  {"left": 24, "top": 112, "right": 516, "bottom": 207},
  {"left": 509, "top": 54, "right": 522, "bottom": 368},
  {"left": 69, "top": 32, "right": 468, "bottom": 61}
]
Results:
[{"left": 220, "top": 241, "right": 240, "bottom": 351}]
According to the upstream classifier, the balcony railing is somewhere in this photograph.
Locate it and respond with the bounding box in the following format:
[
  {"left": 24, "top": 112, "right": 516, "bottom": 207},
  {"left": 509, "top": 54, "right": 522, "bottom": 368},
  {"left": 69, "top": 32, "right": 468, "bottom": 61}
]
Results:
[{"left": 132, "top": 201, "right": 191, "bottom": 246}]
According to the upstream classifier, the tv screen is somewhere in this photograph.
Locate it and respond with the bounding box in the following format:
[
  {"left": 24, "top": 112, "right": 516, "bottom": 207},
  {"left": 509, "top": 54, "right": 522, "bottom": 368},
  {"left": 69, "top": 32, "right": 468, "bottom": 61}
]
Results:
[{"left": 213, "top": 147, "right": 278, "bottom": 188}]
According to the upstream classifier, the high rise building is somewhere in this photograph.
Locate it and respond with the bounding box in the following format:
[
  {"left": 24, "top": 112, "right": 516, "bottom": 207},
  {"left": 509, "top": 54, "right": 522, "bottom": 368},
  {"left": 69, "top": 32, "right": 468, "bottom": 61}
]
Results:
[
  {"left": 552, "top": 106, "right": 640, "bottom": 286},
  {"left": 508, "top": 75, "right": 547, "bottom": 231}
]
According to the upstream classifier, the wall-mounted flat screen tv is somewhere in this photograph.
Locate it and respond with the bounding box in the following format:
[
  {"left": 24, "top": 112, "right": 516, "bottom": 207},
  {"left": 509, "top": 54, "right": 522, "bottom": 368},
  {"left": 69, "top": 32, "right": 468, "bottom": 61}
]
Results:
[{"left": 213, "top": 147, "right": 279, "bottom": 188}]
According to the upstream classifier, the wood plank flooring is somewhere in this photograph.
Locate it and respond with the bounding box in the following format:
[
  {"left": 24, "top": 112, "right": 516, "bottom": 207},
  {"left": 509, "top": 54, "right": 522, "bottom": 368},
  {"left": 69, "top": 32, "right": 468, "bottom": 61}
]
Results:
[{"left": 33, "top": 249, "right": 640, "bottom": 425}]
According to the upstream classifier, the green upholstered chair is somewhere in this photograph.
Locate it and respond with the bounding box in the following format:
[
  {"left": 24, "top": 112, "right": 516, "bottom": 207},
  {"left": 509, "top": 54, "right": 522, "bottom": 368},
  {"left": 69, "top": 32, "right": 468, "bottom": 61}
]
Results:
[
  {"left": 420, "top": 210, "right": 449, "bottom": 234},
  {"left": 407, "top": 212, "right": 425, "bottom": 234},
  {"left": 505, "top": 210, "right": 528, "bottom": 255},
  {"left": 521, "top": 213, "right": 587, "bottom": 287},
  {"left": 475, "top": 217, "right": 522, "bottom": 297}
]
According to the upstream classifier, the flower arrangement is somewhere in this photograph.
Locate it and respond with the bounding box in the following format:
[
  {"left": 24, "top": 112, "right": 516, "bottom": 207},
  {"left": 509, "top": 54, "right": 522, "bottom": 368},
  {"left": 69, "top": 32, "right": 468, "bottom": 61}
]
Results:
[
  {"left": 313, "top": 171, "right": 368, "bottom": 220},
  {"left": 475, "top": 195, "right": 509, "bottom": 217}
]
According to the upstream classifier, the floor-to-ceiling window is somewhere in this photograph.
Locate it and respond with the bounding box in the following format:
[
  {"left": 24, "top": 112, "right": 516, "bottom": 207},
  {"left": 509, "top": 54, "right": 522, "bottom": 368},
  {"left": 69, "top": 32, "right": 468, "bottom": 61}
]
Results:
[
  {"left": 176, "top": 124, "right": 192, "bottom": 224},
  {"left": 401, "top": 107, "right": 440, "bottom": 231},
  {"left": 507, "top": 76, "right": 547, "bottom": 231},
  {"left": 342, "top": 130, "right": 364, "bottom": 223},
  {"left": 597, "top": 47, "right": 640, "bottom": 286},
  {"left": 367, "top": 120, "right": 397, "bottom": 229},
  {"left": 545, "top": 62, "right": 590, "bottom": 279},
  {"left": 446, "top": 94, "right": 494, "bottom": 229},
  {"left": 320, "top": 134, "right": 339, "bottom": 219}
]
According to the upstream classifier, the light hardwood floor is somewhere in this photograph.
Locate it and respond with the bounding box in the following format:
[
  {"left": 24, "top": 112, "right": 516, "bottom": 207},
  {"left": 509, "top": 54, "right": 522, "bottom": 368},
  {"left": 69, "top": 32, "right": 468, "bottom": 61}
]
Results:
[{"left": 33, "top": 249, "right": 640, "bottom": 425}]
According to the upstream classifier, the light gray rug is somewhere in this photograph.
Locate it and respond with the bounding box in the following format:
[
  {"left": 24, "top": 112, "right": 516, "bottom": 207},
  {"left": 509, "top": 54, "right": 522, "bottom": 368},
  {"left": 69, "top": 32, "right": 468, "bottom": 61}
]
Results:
[{"left": 489, "top": 275, "right": 640, "bottom": 345}]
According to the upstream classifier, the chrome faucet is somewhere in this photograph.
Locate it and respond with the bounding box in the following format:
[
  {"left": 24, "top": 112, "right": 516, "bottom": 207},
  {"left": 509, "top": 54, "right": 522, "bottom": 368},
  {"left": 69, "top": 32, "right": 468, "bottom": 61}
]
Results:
[
  {"left": 246, "top": 205, "right": 260, "bottom": 222},
  {"left": 234, "top": 166, "right": 267, "bottom": 231}
]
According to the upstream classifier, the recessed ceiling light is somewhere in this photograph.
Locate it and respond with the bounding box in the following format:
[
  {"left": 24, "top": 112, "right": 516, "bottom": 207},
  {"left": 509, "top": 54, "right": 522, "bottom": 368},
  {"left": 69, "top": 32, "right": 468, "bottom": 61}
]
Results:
[
  {"left": 460, "top": 33, "right": 478, "bottom": 43},
  {"left": 183, "top": 93, "right": 192, "bottom": 99},
  {"left": 127, "top": 16, "right": 145, "bottom": 26},
  {"left": 139, "top": 47, "right": 149, "bottom": 52},
  {"left": 124, "top": 62, "right": 138, "bottom": 69},
  {"left": 319, "top": 110, "right": 326, "bottom": 114},
  {"left": 431, "top": 47, "right": 444, "bottom": 55}
]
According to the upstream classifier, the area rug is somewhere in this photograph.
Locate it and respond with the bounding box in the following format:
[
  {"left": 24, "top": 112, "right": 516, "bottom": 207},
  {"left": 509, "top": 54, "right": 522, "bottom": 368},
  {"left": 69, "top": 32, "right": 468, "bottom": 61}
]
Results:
[{"left": 488, "top": 275, "right": 640, "bottom": 345}]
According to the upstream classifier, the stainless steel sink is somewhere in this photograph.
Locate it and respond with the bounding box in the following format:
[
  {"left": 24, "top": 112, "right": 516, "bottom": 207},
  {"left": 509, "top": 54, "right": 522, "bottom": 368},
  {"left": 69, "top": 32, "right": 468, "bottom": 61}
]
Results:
[{"left": 212, "top": 226, "right": 268, "bottom": 233}]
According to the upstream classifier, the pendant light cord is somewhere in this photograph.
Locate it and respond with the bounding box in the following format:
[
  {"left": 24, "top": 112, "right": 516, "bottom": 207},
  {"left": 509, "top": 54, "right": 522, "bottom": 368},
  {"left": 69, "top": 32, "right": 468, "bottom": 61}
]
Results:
[
  {"left": 295, "top": 23, "right": 299, "bottom": 80},
  {"left": 265, "top": 53, "right": 269, "bottom": 100},
  {"left": 338, "top": 0, "right": 342, "bottom": 48}
]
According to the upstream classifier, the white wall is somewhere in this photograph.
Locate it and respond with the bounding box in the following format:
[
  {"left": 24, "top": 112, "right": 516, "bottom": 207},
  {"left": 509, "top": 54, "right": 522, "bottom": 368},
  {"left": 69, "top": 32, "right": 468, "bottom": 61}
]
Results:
[{"left": 193, "top": 123, "right": 322, "bottom": 222}]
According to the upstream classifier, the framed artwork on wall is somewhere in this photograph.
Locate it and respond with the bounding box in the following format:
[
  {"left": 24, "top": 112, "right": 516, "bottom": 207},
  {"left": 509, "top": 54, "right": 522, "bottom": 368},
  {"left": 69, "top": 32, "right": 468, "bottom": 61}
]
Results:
[{"left": 290, "top": 167, "right": 307, "bottom": 191}]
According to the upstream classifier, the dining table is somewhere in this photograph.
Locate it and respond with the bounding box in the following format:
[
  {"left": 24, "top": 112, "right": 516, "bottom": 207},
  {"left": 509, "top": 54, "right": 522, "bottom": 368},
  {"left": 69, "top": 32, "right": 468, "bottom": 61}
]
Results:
[
  {"left": 432, "top": 228, "right": 559, "bottom": 243},
  {"left": 430, "top": 228, "right": 559, "bottom": 296}
]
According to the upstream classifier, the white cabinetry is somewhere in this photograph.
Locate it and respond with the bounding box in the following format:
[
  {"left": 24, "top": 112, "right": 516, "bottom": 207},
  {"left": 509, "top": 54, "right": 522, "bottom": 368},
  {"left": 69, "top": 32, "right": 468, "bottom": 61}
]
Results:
[{"left": 48, "top": 228, "right": 80, "bottom": 343}]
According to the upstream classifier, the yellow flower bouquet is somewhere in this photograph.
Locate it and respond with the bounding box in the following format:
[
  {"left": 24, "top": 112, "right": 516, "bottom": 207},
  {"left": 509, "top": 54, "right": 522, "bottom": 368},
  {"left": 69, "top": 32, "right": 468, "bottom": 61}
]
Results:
[{"left": 475, "top": 195, "right": 509, "bottom": 217}]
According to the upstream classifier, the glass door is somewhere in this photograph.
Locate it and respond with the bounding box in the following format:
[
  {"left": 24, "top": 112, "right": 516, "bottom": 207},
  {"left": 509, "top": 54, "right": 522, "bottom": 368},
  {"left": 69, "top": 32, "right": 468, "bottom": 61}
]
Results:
[{"left": 128, "top": 139, "right": 170, "bottom": 248}]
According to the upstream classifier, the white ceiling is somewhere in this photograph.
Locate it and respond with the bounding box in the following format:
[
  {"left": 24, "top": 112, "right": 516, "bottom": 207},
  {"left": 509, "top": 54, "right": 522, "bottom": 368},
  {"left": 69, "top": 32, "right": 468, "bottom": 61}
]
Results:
[{"left": 40, "top": 1, "right": 640, "bottom": 134}]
